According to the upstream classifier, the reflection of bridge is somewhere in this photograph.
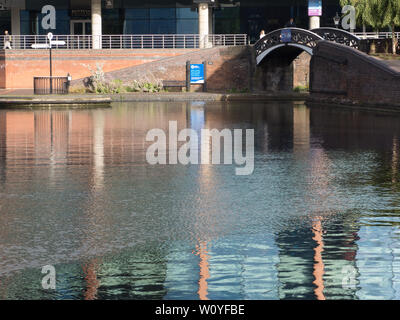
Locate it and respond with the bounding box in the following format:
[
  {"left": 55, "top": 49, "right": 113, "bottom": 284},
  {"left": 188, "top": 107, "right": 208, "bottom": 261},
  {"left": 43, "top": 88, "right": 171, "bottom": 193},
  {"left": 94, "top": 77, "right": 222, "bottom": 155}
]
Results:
[{"left": 255, "top": 27, "right": 361, "bottom": 65}]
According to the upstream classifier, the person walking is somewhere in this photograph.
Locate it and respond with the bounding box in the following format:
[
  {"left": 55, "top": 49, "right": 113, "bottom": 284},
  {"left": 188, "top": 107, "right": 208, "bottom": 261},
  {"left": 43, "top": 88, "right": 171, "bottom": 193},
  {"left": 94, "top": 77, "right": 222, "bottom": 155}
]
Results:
[
  {"left": 259, "top": 30, "right": 266, "bottom": 39},
  {"left": 285, "top": 18, "right": 296, "bottom": 28},
  {"left": 3, "top": 30, "right": 12, "bottom": 49}
]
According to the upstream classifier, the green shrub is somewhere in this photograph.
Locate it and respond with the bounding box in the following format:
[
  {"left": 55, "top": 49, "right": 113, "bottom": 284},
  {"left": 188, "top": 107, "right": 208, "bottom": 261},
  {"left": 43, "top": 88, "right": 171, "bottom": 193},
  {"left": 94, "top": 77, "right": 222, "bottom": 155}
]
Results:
[
  {"left": 85, "top": 63, "right": 164, "bottom": 94},
  {"left": 293, "top": 85, "right": 309, "bottom": 93},
  {"left": 127, "top": 79, "right": 163, "bottom": 93},
  {"left": 69, "top": 86, "right": 88, "bottom": 94}
]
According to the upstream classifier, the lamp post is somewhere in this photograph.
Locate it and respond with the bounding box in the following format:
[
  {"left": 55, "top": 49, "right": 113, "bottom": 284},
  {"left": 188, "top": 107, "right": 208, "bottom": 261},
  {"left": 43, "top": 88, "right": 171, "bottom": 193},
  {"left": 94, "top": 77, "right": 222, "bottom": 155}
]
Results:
[{"left": 333, "top": 12, "right": 340, "bottom": 28}]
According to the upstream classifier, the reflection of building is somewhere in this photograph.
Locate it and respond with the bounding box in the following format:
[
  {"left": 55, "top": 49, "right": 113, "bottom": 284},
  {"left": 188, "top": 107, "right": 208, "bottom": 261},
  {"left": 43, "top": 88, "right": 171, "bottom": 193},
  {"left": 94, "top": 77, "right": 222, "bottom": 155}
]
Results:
[
  {"left": 2, "top": 102, "right": 400, "bottom": 299},
  {"left": 35, "top": 111, "right": 70, "bottom": 165},
  {"left": 0, "top": 104, "right": 190, "bottom": 299}
]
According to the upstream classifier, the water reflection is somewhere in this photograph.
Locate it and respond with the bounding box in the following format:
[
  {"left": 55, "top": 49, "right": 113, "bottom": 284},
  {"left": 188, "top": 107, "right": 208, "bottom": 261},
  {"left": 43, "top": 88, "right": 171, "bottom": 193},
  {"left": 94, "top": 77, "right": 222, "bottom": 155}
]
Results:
[
  {"left": 312, "top": 218, "right": 325, "bottom": 300},
  {"left": 0, "top": 102, "right": 400, "bottom": 299}
]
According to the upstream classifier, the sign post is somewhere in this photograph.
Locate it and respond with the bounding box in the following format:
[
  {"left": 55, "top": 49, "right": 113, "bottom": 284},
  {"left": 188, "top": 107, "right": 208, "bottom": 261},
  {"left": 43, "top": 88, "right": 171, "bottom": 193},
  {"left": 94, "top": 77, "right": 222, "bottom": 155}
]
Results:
[
  {"left": 202, "top": 61, "right": 207, "bottom": 92},
  {"left": 186, "top": 61, "right": 191, "bottom": 92},
  {"left": 31, "top": 34, "right": 66, "bottom": 94},
  {"left": 47, "top": 33, "right": 53, "bottom": 94}
]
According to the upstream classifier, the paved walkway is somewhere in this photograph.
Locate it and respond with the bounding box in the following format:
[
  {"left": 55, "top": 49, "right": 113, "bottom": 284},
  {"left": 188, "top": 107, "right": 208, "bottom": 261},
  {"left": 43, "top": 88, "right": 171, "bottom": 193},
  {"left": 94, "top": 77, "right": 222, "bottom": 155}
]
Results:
[
  {"left": 382, "top": 60, "right": 400, "bottom": 73},
  {"left": 370, "top": 57, "right": 400, "bottom": 73},
  {"left": 0, "top": 89, "right": 34, "bottom": 96}
]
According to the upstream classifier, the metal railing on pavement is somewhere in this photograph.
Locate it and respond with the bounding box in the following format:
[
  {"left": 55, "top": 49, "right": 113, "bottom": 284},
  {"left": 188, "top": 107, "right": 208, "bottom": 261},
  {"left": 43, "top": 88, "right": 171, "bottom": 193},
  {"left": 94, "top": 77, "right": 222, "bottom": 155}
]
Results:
[
  {"left": 1, "top": 34, "right": 248, "bottom": 50},
  {"left": 355, "top": 32, "right": 400, "bottom": 40}
]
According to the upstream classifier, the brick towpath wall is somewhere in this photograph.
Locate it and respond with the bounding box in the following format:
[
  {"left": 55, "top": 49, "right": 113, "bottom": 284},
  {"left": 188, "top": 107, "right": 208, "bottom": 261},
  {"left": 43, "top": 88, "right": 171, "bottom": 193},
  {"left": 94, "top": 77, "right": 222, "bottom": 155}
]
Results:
[
  {"left": 73, "top": 46, "right": 253, "bottom": 92},
  {"left": 0, "top": 49, "right": 198, "bottom": 89}
]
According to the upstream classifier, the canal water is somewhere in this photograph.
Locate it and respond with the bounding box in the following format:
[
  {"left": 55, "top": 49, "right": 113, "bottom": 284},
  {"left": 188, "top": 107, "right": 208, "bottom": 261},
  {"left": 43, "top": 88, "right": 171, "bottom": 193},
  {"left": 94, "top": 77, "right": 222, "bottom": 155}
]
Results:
[{"left": 0, "top": 101, "right": 400, "bottom": 300}]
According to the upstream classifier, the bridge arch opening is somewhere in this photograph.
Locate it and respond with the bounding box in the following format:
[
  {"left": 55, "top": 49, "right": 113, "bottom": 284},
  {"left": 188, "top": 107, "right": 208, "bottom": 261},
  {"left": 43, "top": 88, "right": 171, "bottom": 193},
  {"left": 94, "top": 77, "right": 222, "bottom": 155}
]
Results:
[
  {"left": 256, "top": 44, "right": 313, "bottom": 66},
  {"left": 254, "top": 45, "right": 312, "bottom": 92}
]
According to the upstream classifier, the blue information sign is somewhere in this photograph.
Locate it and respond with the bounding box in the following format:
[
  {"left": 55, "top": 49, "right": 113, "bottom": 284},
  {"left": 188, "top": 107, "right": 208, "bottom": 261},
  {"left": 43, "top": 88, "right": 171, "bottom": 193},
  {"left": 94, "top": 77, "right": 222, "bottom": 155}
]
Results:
[
  {"left": 308, "top": 0, "right": 322, "bottom": 16},
  {"left": 281, "top": 29, "right": 292, "bottom": 43},
  {"left": 190, "top": 64, "right": 205, "bottom": 84}
]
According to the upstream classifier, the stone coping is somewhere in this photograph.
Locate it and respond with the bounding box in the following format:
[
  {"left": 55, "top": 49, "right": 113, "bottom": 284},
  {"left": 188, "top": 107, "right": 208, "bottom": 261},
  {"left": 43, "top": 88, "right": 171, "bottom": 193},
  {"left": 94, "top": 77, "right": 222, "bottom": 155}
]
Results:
[
  {"left": 0, "top": 95, "right": 112, "bottom": 108},
  {"left": 0, "top": 92, "right": 309, "bottom": 106},
  {"left": 107, "top": 92, "right": 309, "bottom": 102}
]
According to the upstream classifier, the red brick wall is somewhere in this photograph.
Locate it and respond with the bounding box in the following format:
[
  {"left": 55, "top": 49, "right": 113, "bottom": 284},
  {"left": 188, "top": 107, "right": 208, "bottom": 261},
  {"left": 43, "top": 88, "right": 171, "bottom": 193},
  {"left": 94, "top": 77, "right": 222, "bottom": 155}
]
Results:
[
  {"left": 77, "top": 46, "right": 253, "bottom": 92},
  {"left": 310, "top": 41, "right": 400, "bottom": 106},
  {"left": 293, "top": 52, "right": 311, "bottom": 88},
  {"left": 0, "top": 49, "right": 198, "bottom": 89}
]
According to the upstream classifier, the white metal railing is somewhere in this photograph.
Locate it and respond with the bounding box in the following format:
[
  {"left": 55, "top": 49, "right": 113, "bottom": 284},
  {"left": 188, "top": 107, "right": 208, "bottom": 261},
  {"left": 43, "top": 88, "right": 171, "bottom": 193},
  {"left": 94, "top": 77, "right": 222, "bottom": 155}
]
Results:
[
  {"left": 207, "top": 34, "right": 248, "bottom": 46},
  {"left": 1, "top": 34, "right": 248, "bottom": 50},
  {"left": 355, "top": 32, "right": 400, "bottom": 40}
]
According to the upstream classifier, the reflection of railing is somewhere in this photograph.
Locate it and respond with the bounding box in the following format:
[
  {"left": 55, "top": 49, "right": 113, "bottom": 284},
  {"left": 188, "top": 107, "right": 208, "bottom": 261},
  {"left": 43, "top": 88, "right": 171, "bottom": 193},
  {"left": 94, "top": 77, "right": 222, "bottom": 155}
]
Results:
[
  {"left": 34, "top": 76, "right": 70, "bottom": 95},
  {"left": 2, "top": 34, "right": 248, "bottom": 50}
]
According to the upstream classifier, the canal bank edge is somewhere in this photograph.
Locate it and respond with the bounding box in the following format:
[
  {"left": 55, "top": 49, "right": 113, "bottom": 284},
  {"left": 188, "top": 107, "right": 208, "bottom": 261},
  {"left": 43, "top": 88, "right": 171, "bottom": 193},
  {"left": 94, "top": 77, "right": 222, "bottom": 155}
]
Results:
[
  {"left": 306, "top": 95, "right": 400, "bottom": 110},
  {"left": 0, "top": 92, "right": 309, "bottom": 107},
  {"left": 0, "top": 96, "right": 112, "bottom": 108},
  {"left": 107, "top": 92, "right": 309, "bottom": 102},
  {"left": 1, "top": 91, "right": 400, "bottom": 112}
]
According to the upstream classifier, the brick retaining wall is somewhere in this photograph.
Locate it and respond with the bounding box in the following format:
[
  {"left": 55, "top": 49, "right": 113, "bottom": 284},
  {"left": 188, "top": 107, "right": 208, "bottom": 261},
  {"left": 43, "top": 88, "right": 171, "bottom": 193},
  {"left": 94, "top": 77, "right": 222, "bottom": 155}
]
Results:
[
  {"left": 310, "top": 41, "right": 400, "bottom": 106},
  {"left": 73, "top": 46, "right": 253, "bottom": 92},
  {"left": 0, "top": 49, "right": 198, "bottom": 89}
]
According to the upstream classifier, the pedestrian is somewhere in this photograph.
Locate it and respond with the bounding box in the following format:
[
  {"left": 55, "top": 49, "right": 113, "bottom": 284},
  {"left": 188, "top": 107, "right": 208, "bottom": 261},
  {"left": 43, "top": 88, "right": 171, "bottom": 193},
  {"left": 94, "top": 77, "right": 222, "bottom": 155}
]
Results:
[
  {"left": 259, "top": 30, "right": 266, "bottom": 39},
  {"left": 285, "top": 18, "right": 296, "bottom": 28},
  {"left": 3, "top": 30, "right": 12, "bottom": 49}
]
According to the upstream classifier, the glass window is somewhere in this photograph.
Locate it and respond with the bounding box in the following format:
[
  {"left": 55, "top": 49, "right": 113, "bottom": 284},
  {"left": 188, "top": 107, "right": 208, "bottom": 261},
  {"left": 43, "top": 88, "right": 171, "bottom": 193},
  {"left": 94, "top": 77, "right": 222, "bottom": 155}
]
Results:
[
  {"left": 150, "top": 20, "right": 176, "bottom": 34},
  {"left": 150, "top": 8, "right": 176, "bottom": 20},
  {"left": 20, "top": 10, "right": 30, "bottom": 35},
  {"left": 176, "top": 8, "right": 197, "bottom": 19},
  {"left": 21, "top": 9, "right": 70, "bottom": 35},
  {"left": 124, "top": 7, "right": 197, "bottom": 35},
  {"left": 125, "top": 9, "right": 149, "bottom": 20},
  {"left": 103, "top": 9, "right": 123, "bottom": 34},
  {"left": 124, "top": 20, "right": 149, "bottom": 34},
  {"left": 54, "top": 10, "right": 70, "bottom": 35},
  {"left": 215, "top": 7, "right": 240, "bottom": 34},
  {"left": 0, "top": 10, "right": 10, "bottom": 35},
  {"left": 177, "top": 19, "right": 198, "bottom": 34}
]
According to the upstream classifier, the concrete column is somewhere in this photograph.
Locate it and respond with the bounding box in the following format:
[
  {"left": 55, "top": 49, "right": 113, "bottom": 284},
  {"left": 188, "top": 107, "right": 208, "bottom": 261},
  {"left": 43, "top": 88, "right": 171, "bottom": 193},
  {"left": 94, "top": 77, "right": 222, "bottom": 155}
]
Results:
[
  {"left": 11, "top": 7, "right": 20, "bottom": 48},
  {"left": 91, "top": 0, "right": 102, "bottom": 49},
  {"left": 309, "top": 16, "right": 320, "bottom": 30},
  {"left": 198, "top": 3, "right": 209, "bottom": 48}
]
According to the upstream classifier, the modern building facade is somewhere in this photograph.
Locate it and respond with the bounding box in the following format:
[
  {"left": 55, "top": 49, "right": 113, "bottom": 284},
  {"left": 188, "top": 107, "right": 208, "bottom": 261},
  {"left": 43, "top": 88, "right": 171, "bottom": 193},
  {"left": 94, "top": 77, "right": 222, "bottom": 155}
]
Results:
[{"left": 0, "top": 0, "right": 342, "bottom": 44}]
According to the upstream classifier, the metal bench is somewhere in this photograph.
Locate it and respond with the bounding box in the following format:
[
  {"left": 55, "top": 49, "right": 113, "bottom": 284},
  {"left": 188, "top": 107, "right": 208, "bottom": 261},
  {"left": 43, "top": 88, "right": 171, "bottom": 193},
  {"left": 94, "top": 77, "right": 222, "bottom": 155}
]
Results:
[{"left": 162, "top": 80, "right": 187, "bottom": 91}]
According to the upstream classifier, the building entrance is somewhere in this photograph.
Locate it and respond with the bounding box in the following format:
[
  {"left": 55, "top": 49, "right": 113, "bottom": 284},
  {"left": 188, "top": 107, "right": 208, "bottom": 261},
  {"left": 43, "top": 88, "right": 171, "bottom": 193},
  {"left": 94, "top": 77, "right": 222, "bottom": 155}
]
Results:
[
  {"left": 70, "top": 20, "right": 91, "bottom": 48},
  {"left": 70, "top": 20, "right": 91, "bottom": 35}
]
